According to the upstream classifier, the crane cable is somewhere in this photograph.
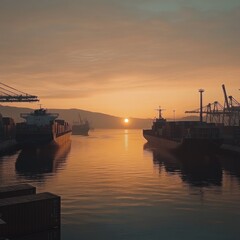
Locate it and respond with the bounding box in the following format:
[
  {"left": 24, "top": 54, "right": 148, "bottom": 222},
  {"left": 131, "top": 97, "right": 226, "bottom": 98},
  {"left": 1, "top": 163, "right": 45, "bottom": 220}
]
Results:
[{"left": 0, "top": 82, "right": 31, "bottom": 96}]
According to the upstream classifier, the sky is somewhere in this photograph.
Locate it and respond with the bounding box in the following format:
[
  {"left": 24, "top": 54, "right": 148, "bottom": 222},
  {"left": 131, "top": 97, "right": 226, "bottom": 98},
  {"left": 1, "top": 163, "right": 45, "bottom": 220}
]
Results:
[{"left": 0, "top": 0, "right": 240, "bottom": 118}]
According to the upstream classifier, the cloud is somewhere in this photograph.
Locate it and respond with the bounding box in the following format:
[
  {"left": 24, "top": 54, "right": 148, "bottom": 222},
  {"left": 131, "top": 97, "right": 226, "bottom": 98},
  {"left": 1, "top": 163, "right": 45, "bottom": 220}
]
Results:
[{"left": 0, "top": 0, "right": 240, "bottom": 103}]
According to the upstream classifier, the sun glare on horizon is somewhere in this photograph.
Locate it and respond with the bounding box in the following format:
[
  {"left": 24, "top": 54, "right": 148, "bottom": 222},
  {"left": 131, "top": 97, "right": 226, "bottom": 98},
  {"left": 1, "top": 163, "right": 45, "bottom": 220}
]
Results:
[{"left": 124, "top": 118, "right": 129, "bottom": 123}]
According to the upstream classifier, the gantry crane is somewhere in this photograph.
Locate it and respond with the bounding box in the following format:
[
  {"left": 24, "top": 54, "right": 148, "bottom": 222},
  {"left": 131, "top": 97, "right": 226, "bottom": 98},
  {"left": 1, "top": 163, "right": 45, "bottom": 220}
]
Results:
[
  {"left": 185, "top": 84, "right": 240, "bottom": 126},
  {"left": 0, "top": 82, "right": 39, "bottom": 102}
]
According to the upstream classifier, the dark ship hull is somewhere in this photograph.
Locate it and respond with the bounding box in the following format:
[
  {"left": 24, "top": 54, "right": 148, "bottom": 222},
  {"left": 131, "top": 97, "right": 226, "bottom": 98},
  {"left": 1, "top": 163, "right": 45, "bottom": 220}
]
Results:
[
  {"left": 143, "top": 129, "right": 222, "bottom": 152},
  {"left": 72, "top": 125, "right": 89, "bottom": 136},
  {"left": 72, "top": 124, "right": 89, "bottom": 136},
  {"left": 16, "top": 129, "right": 71, "bottom": 147},
  {"left": 143, "top": 129, "right": 180, "bottom": 149}
]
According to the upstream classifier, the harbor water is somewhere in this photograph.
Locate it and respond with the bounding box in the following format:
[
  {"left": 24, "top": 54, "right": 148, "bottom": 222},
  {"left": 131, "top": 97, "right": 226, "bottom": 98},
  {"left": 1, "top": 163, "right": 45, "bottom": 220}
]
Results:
[{"left": 1, "top": 129, "right": 240, "bottom": 240}]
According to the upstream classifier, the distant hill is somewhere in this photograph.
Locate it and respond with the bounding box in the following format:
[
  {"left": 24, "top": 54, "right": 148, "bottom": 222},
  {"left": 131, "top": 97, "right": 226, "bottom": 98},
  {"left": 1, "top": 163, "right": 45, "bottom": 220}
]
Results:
[
  {"left": 178, "top": 115, "right": 199, "bottom": 121},
  {"left": 0, "top": 105, "right": 152, "bottom": 129},
  {"left": 0, "top": 105, "right": 201, "bottom": 129}
]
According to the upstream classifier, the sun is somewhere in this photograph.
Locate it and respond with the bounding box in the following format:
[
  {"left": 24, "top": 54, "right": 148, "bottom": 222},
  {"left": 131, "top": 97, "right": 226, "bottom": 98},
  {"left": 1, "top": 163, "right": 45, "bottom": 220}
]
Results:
[{"left": 124, "top": 118, "right": 129, "bottom": 123}]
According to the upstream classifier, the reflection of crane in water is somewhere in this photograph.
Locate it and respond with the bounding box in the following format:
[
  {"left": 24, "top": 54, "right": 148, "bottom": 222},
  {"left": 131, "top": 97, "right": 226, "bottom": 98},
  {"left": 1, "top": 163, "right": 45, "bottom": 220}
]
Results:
[
  {"left": 0, "top": 82, "right": 39, "bottom": 102},
  {"left": 186, "top": 84, "right": 240, "bottom": 126}
]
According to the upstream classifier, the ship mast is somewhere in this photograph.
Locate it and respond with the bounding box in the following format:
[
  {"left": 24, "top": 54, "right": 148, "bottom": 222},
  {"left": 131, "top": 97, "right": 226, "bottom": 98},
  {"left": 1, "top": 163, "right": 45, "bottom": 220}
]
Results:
[
  {"left": 156, "top": 106, "right": 165, "bottom": 119},
  {"left": 78, "top": 113, "right": 83, "bottom": 124}
]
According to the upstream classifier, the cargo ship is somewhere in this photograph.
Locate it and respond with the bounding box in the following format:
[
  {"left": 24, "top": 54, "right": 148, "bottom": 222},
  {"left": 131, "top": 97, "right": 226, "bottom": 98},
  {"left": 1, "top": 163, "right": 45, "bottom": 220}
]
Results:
[
  {"left": 143, "top": 108, "right": 222, "bottom": 151},
  {"left": 72, "top": 114, "right": 90, "bottom": 136},
  {"left": 16, "top": 108, "right": 71, "bottom": 146},
  {"left": 0, "top": 114, "right": 17, "bottom": 154}
]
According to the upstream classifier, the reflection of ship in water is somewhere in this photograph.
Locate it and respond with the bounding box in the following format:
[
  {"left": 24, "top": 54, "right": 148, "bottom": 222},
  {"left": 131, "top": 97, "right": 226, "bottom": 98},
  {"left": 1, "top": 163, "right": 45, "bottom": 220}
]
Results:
[
  {"left": 217, "top": 152, "right": 240, "bottom": 182},
  {"left": 15, "top": 141, "right": 71, "bottom": 179},
  {"left": 144, "top": 143, "right": 222, "bottom": 187},
  {"left": 179, "top": 153, "right": 222, "bottom": 187}
]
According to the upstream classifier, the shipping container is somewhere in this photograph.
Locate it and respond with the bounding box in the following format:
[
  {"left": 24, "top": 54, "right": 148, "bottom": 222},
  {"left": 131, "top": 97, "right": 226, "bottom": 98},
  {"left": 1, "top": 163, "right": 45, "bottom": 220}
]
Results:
[
  {"left": 55, "top": 119, "right": 65, "bottom": 125},
  {"left": 0, "top": 192, "right": 61, "bottom": 238},
  {"left": 0, "top": 184, "right": 36, "bottom": 199}
]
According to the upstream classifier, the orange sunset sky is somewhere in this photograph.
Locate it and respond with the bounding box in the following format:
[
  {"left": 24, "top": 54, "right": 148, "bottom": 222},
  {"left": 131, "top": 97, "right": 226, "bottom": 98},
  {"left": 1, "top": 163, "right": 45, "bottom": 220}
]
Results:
[{"left": 0, "top": 0, "right": 239, "bottom": 119}]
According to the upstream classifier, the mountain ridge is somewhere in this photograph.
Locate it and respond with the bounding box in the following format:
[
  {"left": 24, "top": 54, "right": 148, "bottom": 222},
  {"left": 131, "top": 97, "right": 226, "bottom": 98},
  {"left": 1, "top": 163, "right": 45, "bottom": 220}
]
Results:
[
  {"left": 0, "top": 105, "right": 152, "bottom": 129},
  {"left": 0, "top": 105, "right": 200, "bottom": 129}
]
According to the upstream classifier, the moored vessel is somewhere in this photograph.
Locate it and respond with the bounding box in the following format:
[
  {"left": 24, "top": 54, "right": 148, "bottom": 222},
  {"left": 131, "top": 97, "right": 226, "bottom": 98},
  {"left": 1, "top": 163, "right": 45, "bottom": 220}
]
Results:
[
  {"left": 143, "top": 108, "right": 222, "bottom": 152},
  {"left": 72, "top": 114, "right": 90, "bottom": 136},
  {"left": 16, "top": 108, "right": 71, "bottom": 147}
]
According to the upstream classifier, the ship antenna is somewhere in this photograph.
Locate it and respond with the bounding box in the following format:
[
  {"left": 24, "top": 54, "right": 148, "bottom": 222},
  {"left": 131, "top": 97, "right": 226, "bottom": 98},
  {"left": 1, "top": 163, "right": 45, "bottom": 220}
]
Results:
[
  {"left": 155, "top": 106, "right": 165, "bottom": 119},
  {"left": 78, "top": 113, "right": 82, "bottom": 124},
  {"left": 159, "top": 107, "right": 162, "bottom": 119}
]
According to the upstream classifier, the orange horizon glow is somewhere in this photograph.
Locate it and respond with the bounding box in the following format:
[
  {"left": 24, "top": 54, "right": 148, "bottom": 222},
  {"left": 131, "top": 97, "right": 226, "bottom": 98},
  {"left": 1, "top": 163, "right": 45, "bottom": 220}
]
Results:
[
  {"left": 5, "top": 83, "right": 240, "bottom": 120},
  {"left": 1, "top": 1, "right": 239, "bottom": 119}
]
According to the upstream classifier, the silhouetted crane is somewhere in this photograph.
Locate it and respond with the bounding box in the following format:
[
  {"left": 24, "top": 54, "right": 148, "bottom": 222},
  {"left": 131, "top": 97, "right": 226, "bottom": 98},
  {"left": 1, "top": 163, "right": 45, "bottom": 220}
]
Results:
[
  {"left": 185, "top": 84, "right": 240, "bottom": 126},
  {"left": 0, "top": 82, "right": 39, "bottom": 102}
]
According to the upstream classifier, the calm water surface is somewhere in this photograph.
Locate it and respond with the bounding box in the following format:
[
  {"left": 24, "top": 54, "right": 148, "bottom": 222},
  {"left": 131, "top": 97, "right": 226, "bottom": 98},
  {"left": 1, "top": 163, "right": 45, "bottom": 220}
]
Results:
[{"left": 1, "top": 129, "right": 240, "bottom": 240}]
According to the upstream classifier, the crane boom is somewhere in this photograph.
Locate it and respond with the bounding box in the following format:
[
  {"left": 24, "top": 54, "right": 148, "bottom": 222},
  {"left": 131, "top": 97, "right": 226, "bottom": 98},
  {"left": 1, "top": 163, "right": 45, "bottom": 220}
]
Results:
[
  {"left": 222, "top": 84, "right": 230, "bottom": 110},
  {"left": 0, "top": 82, "right": 39, "bottom": 102},
  {"left": 0, "top": 95, "right": 39, "bottom": 102}
]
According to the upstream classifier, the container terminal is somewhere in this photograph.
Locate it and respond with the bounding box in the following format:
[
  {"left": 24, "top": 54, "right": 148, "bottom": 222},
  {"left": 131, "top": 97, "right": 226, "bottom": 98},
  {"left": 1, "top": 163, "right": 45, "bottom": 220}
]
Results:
[
  {"left": 185, "top": 85, "right": 240, "bottom": 154},
  {"left": 143, "top": 84, "right": 240, "bottom": 154}
]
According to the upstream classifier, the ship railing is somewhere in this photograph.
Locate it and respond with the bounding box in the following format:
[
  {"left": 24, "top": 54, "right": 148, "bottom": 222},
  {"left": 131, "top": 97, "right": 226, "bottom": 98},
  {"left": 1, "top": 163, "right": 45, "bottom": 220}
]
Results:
[
  {"left": 20, "top": 113, "right": 59, "bottom": 118},
  {"left": 16, "top": 124, "right": 52, "bottom": 131}
]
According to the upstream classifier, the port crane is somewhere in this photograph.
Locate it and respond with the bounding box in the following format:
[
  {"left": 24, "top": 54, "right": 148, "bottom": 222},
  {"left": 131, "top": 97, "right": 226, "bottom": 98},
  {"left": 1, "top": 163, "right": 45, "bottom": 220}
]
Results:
[
  {"left": 0, "top": 82, "right": 39, "bottom": 102},
  {"left": 185, "top": 84, "right": 240, "bottom": 126}
]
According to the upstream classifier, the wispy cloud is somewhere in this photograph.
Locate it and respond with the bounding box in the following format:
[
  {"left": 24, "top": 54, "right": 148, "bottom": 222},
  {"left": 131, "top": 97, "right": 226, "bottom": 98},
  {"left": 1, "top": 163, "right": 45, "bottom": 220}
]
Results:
[{"left": 0, "top": 0, "right": 239, "bottom": 116}]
